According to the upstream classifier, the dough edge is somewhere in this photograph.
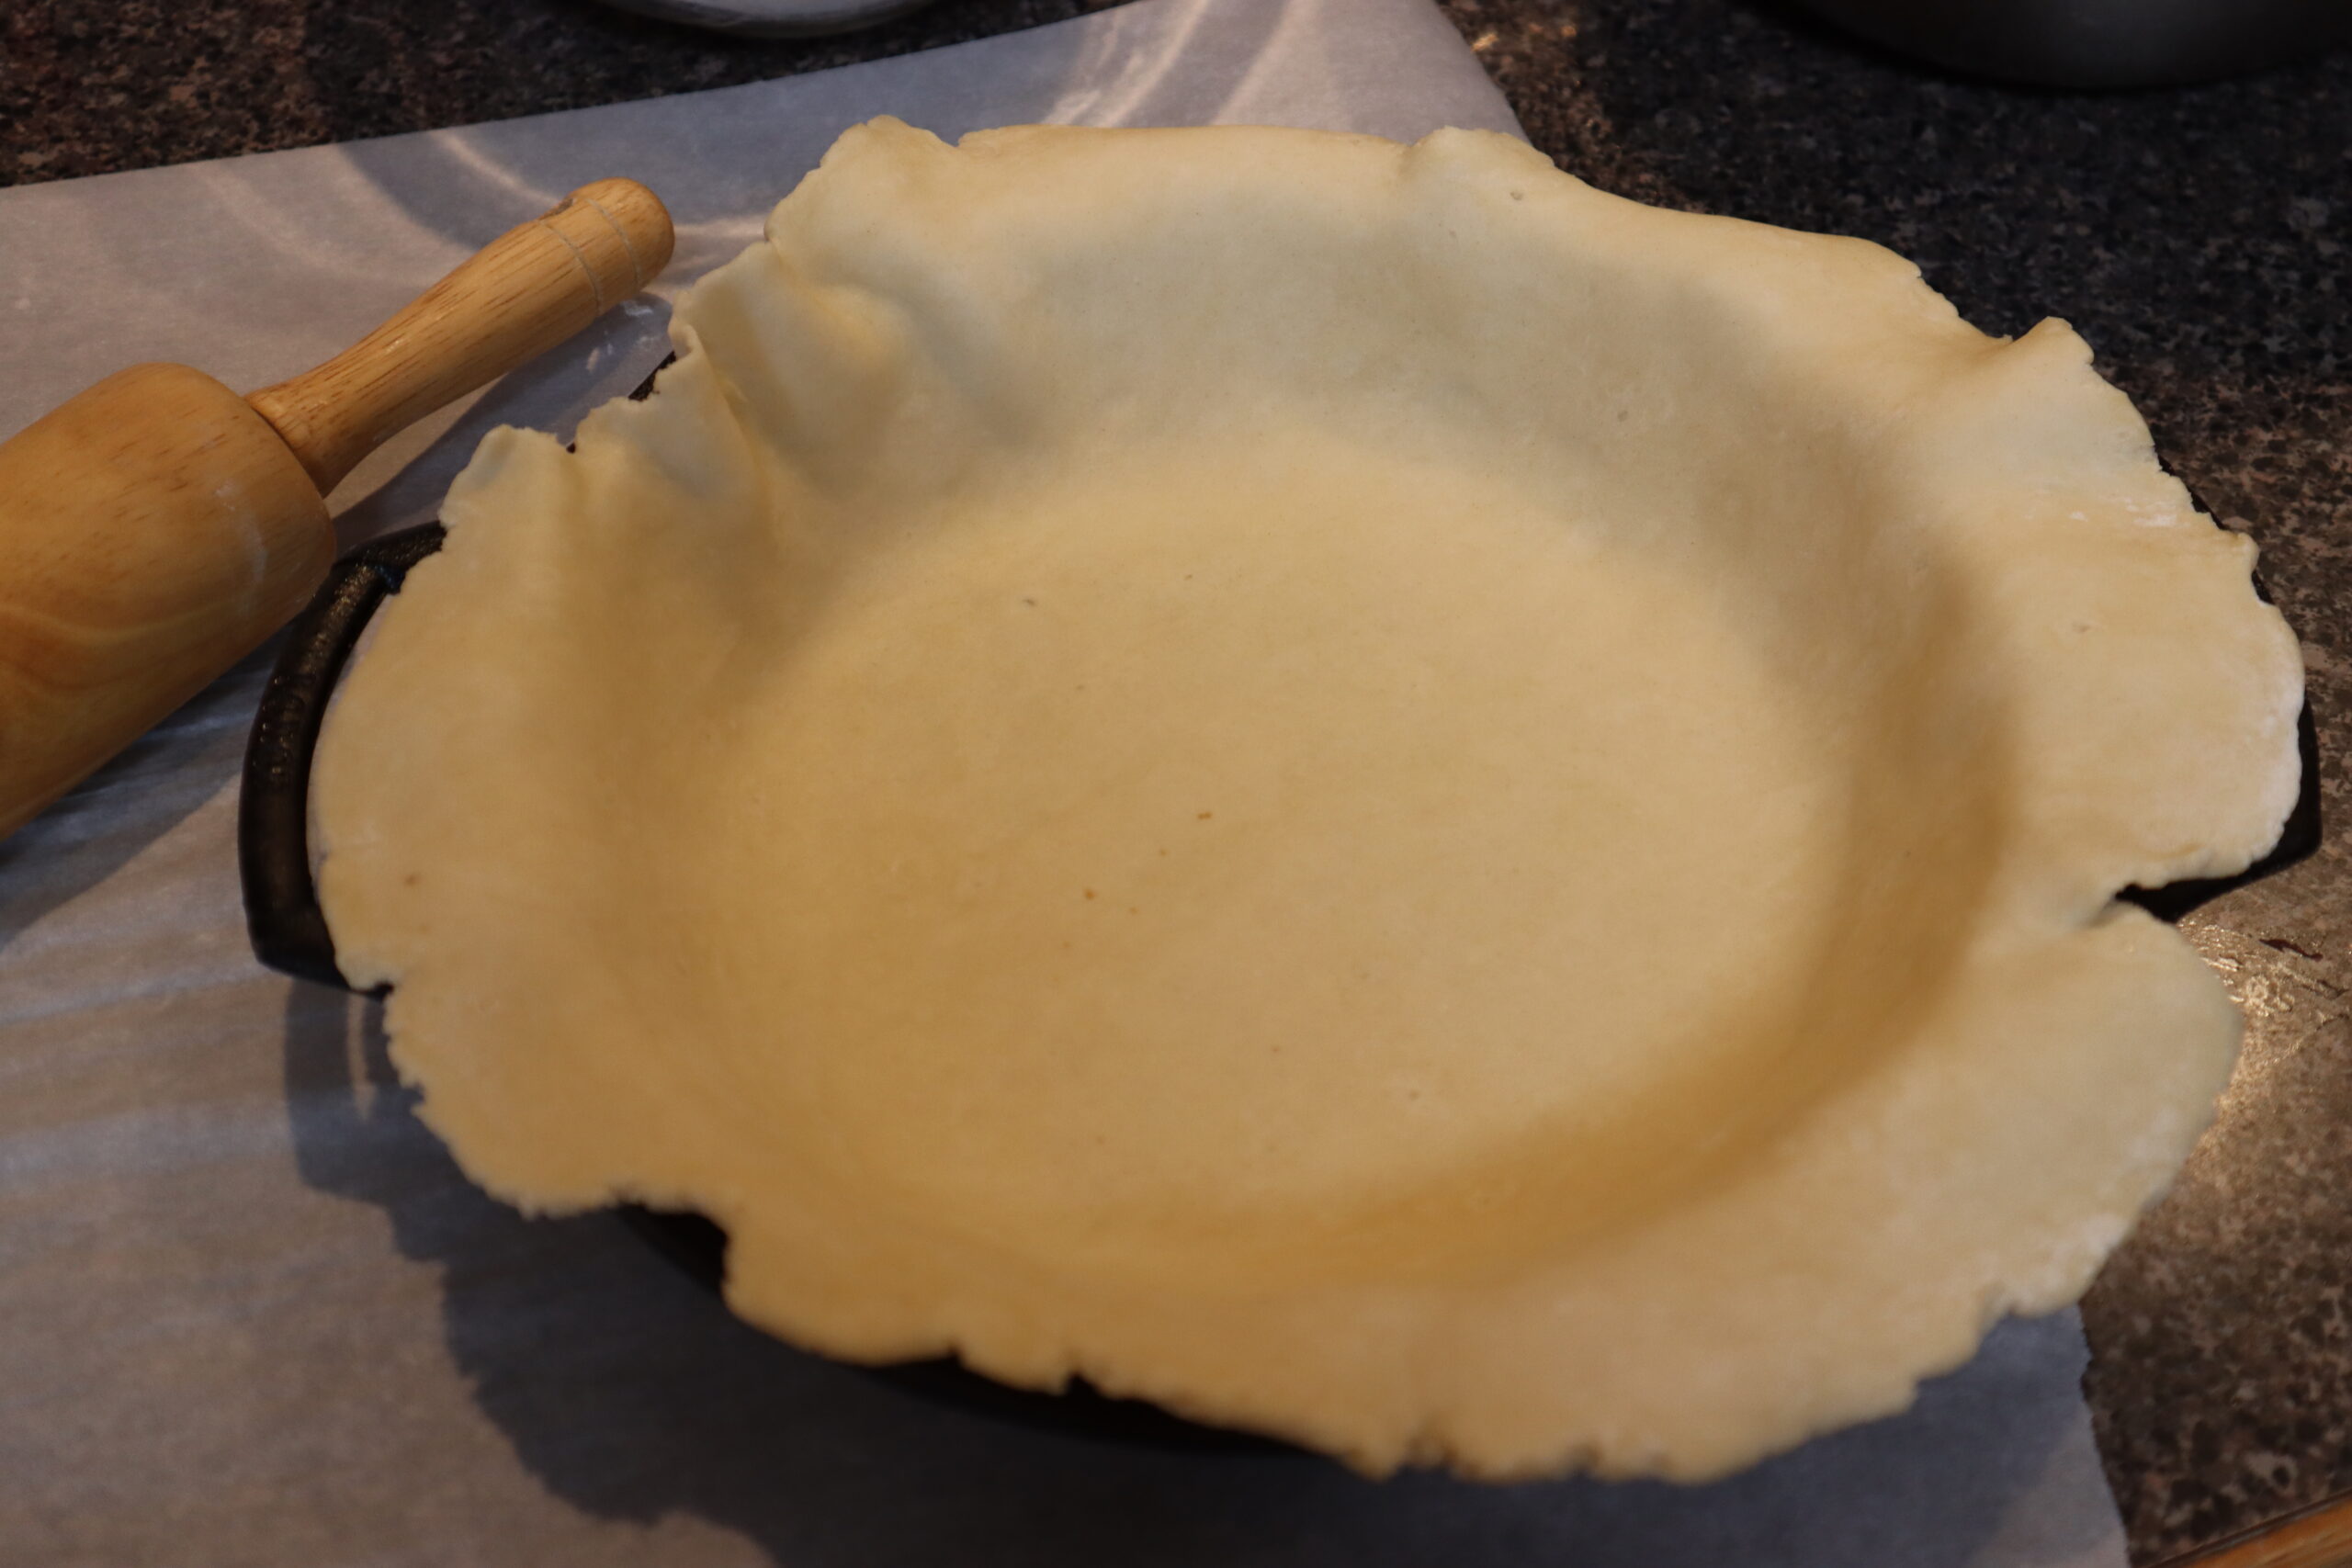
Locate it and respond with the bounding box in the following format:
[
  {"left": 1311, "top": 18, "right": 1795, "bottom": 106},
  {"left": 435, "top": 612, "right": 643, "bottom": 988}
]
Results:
[{"left": 312, "top": 120, "right": 2305, "bottom": 1481}]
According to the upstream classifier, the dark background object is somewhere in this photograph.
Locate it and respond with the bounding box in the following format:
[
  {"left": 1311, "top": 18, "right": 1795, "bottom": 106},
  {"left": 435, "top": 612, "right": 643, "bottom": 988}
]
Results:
[
  {"left": 588, "top": 0, "right": 940, "bottom": 39},
  {"left": 1786, "top": 0, "right": 2352, "bottom": 88},
  {"left": 11, "top": 2, "right": 2352, "bottom": 1562}
]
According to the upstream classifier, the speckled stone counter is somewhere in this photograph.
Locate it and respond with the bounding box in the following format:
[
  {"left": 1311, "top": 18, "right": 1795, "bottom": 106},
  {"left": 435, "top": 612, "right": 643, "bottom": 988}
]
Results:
[{"left": 4, "top": 2, "right": 2346, "bottom": 1562}]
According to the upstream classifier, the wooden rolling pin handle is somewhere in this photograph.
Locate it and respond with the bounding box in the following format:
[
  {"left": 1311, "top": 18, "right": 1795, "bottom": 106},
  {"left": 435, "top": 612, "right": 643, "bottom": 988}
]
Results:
[
  {"left": 247, "top": 177, "right": 676, "bottom": 494},
  {"left": 0, "top": 176, "right": 674, "bottom": 843}
]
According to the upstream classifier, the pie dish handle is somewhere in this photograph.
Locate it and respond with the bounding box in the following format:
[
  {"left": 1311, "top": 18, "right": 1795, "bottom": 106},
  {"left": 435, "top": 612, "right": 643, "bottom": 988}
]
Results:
[
  {"left": 242, "top": 357, "right": 673, "bottom": 991},
  {"left": 239, "top": 520, "right": 447, "bottom": 992}
]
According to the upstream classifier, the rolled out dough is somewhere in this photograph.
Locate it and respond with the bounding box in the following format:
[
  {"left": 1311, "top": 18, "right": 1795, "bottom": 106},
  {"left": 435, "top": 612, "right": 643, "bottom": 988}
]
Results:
[{"left": 313, "top": 120, "right": 2303, "bottom": 1479}]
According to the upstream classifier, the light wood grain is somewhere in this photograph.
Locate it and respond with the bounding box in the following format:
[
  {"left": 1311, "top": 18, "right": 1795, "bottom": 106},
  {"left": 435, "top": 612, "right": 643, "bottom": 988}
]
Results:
[
  {"left": 2178, "top": 1493, "right": 2352, "bottom": 1568},
  {"left": 0, "top": 177, "right": 673, "bottom": 840},
  {"left": 0, "top": 363, "right": 332, "bottom": 839},
  {"left": 247, "top": 177, "right": 674, "bottom": 492}
]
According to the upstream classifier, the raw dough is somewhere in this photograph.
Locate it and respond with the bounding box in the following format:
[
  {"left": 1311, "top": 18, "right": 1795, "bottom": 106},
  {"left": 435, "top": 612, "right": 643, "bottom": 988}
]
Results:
[{"left": 312, "top": 120, "right": 2303, "bottom": 1479}]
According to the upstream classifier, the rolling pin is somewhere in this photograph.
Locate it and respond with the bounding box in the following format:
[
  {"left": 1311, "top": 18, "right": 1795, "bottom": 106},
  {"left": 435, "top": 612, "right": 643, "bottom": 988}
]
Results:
[{"left": 0, "top": 177, "right": 673, "bottom": 843}]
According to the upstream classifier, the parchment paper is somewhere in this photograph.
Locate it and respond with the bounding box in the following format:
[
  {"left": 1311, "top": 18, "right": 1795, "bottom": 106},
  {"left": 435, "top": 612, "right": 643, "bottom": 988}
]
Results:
[{"left": 0, "top": 2, "right": 2129, "bottom": 1562}]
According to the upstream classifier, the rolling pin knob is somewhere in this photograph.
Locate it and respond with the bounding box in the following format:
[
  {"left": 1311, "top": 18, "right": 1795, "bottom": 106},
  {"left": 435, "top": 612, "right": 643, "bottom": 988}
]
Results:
[{"left": 248, "top": 177, "right": 676, "bottom": 495}]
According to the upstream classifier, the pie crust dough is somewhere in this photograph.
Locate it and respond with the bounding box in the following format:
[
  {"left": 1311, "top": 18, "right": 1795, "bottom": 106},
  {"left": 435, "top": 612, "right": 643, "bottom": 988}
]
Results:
[{"left": 313, "top": 120, "right": 2304, "bottom": 1480}]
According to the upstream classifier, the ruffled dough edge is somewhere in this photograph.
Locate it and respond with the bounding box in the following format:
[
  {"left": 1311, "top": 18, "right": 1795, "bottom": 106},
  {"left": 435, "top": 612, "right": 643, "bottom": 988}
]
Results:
[{"left": 318, "top": 121, "right": 2304, "bottom": 1481}]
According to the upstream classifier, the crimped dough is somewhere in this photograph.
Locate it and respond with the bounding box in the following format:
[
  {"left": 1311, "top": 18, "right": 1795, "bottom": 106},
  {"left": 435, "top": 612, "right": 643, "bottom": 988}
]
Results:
[{"left": 313, "top": 119, "right": 2302, "bottom": 1480}]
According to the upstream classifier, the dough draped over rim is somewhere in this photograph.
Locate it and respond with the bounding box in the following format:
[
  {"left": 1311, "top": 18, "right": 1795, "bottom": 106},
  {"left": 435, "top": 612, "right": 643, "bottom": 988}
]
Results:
[{"left": 313, "top": 118, "right": 2303, "bottom": 1480}]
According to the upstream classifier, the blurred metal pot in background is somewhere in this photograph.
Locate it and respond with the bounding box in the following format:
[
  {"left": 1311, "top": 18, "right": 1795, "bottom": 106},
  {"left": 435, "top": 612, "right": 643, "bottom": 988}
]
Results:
[
  {"left": 588, "top": 0, "right": 934, "bottom": 37},
  {"left": 1788, "top": 0, "right": 2352, "bottom": 87}
]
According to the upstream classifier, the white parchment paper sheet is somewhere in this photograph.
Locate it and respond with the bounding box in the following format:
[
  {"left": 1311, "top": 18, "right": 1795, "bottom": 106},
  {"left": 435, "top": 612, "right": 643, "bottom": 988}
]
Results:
[{"left": 0, "top": 1, "right": 2127, "bottom": 1562}]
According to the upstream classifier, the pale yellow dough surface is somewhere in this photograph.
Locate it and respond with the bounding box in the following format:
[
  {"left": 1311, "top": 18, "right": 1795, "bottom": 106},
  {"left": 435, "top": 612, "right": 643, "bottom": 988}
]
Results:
[{"left": 314, "top": 120, "right": 2304, "bottom": 1479}]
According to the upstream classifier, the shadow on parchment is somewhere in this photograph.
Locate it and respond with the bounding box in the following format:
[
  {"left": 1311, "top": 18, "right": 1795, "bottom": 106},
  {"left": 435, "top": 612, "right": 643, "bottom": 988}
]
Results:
[
  {"left": 0, "top": 642, "right": 269, "bottom": 971},
  {"left": 283, "top": 982, "right": 2107, "bottom": 1568}
]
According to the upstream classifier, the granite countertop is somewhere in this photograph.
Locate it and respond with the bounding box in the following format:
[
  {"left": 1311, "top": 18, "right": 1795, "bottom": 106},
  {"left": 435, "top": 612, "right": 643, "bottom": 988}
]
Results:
[{"left": 3, "top": 1, "right": 2347, "bottom": 1562}]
